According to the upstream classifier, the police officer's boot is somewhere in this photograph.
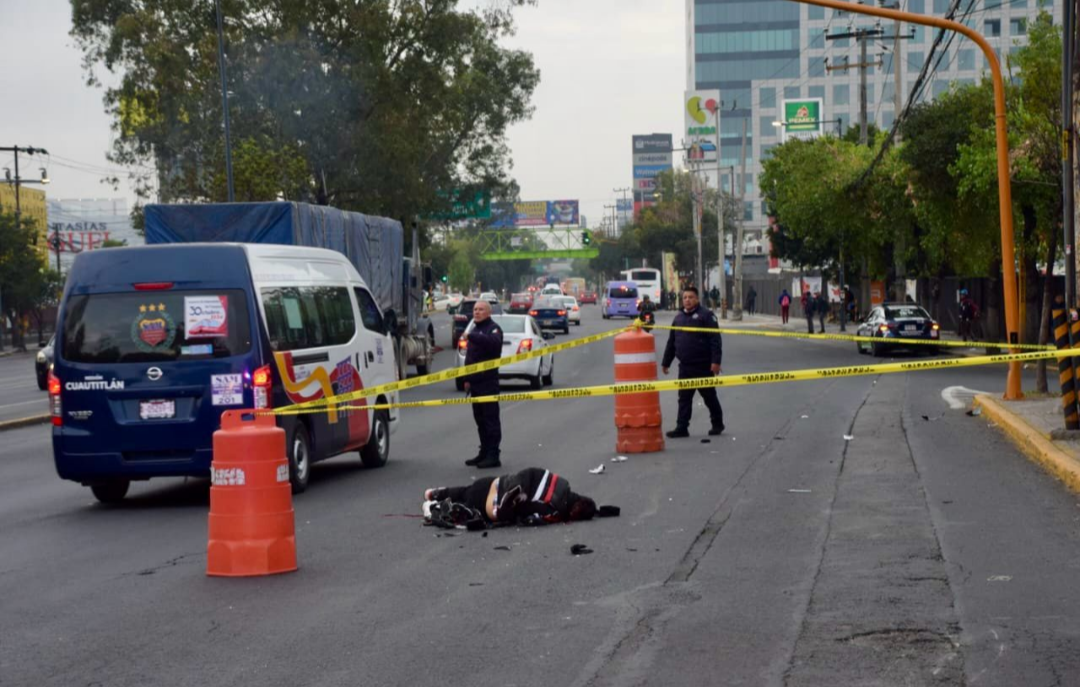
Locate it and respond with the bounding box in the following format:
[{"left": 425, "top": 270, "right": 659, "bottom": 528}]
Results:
[
  {"left": 474, "top": 450, "right": 501, "bottom": 470},
  {"left": 464, "top": 452, "right": 484, "bottom": 466}
]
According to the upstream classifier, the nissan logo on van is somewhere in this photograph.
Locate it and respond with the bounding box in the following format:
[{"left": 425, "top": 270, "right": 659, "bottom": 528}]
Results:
[{"left": 147, "top": 367, "right": 163, "bottom": 381}]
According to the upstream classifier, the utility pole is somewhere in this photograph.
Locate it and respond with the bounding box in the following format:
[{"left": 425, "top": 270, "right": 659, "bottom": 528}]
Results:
[
  {"left": 715, "top": 105, "right": 729, "bottom": 319},
  {"left": 826, "top": 28, "right": 884, "bottom": 146},
  {"left": 732, "top": 118, "right": 749, "bottom": 321},
  {"left": 1064, "top": 0, "right": 1077, "bottom": 310},
  {"left": 613, "top": 187, "right": 631, "bottom": 237},
  {"left": 214, "top": 0, "right": 235, "bottom": 202}
]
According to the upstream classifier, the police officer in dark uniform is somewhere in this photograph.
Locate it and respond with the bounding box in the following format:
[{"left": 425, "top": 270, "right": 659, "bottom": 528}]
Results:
[
  {"left": 661, "top": 286, "right": 724, "bottom": 438},
  {"left": 463, "top": 300, "right": 504, "bottom": 469}
]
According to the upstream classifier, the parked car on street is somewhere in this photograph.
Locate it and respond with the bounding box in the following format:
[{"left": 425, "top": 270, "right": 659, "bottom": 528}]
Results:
[
  {"left": 452, "top": 298, "right": 505, "bottom": 346},
  {"left": 508, "top": 292, "right": 534, "bottom": 314},
  {"left": 856, "top": 303, "right": 941, "bottom": 356},
  {"left": 455, "top": 314, "right": 554, "bottom": 390},
  {"left": 35, "top": 335, "right": 55, "bottom": 390},
  {"left": 529, "top": 297, "right": 570, "bottom": 334}
]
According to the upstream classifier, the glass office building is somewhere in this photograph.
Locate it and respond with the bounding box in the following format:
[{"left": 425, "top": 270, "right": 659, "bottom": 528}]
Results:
[{"left": 685, "top": 0, "right": 1061, "bottom": 252}]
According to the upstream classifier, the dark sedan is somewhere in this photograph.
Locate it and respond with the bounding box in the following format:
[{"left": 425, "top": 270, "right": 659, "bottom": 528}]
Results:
[
  {"left": 856, "top": 303, "right": 941, "bottom": 356},
  {"left": 529, "top": 297, "right": 570, "bottom": 335},
  {"left": 451, "top": 298, "right": 504, "bottom": 346}
]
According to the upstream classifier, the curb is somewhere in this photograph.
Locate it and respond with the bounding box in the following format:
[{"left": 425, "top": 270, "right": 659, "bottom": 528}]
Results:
[
  {"left": 0, "top": 414, "right": 51, "bottom": 432},
  {"left": 974, "top": 395, "right": 1080, "bottom": 494}
]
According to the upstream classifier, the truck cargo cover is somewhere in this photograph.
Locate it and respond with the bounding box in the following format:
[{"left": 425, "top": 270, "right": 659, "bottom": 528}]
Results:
[{"left": 144, "top": 202, "right": 404, "bottom": 315}]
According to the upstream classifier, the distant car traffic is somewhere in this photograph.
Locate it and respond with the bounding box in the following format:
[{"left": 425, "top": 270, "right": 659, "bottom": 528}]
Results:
[
  {"left": 453, "top": 298, "right": 505, "bottom": 346},
  {"left": 530, "top": 297, "right": 570, "bottom": 334},
  {"left": 579, "top": 291, "right": 597, "bottom": 305},
  {"left": 856, "top": 303, "right": 941, "bottom": 356},
  {"left": 508, "top": 292, "right": 533, "bottom": 314},
  {"left": 456, "top": 315, "right": 554, "bottom": 391},
  {"left": 603, "top": 281, "right": 640, "bottom": 319},
  {"left": 35, "top": 335, "right": 55, "bottom": 390},
  {"left": 540, "top": 284, "right": 564, "bottom": 297},
  {"left": 480, "top": 292, "right": 500, "bottom": 304},
  {"left": 554, "top": 296, "right": 581, "bottom": 326}
]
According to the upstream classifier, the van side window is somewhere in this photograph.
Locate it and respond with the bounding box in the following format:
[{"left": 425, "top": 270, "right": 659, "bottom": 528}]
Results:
[
  {"left": 261, "top": 286, "right": 356, "bottom": 351},
  {"left": 354, "top": 288, "right": 386, "bottom": 335}
]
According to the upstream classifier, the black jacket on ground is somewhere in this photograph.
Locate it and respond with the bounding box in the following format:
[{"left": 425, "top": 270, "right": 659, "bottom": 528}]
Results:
[
  {"left": 662, "top": 305, "right": 722, "bottom": 369},
  {"left": 495, "top": 468, "right": 574, "bottom": 524},
  {"left": 464, "top": 317, "right": 503, "bottom": 386}
]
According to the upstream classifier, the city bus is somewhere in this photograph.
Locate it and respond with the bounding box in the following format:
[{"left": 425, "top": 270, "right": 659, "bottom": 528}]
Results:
[{"left": 620, "top": 268, "right": 661, "bottom": 304}]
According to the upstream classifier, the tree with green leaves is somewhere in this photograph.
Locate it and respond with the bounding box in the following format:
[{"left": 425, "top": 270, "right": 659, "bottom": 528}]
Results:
[
  {"left": 71, "top": 0, "right": 539, "bottom": 222},
  {"left": 0, "top": 213, "right": 51, "bottom": 350}
]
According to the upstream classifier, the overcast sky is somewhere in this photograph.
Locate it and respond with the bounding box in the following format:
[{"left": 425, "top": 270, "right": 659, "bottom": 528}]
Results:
[{"left": 0, "top": 0, "right": 686, "bottom": 225}]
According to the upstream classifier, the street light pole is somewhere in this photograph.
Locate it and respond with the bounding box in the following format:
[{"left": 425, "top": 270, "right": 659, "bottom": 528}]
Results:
[{"left": 215, "top": 0, "right": 235, "bottom": 202}]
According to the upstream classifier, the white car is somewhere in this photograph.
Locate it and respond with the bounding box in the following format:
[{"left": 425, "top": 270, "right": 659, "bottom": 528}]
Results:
[
  {"left": 555, "top": 296, "right": 581, "bottom": 325},
  {"left": 480, "top": 291, "right": 500, "bottom": 304},
  {"left": 455, "top": 315, "right": 555, "bottom": 391},
  {"left": 540, "top": 284, "right": 563, "bottom": 297}
]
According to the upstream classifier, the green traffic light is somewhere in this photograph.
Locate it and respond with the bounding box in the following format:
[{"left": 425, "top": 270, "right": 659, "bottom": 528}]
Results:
[
  {"left": 441, "top": 275, "right": 448, "bottom": 283},
  {"left": 581, "top": 231, "right": 591, "bottom": 245}
]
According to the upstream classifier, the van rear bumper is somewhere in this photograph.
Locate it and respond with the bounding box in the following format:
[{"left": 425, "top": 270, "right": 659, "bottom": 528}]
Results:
[{"left": 53, "top": 442, "right": 213, "bottom": 483}]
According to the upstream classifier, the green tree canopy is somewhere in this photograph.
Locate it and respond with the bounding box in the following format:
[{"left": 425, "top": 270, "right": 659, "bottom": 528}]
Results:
[{"left": 71, "top": 0, "right": 540, "bottom": 219}]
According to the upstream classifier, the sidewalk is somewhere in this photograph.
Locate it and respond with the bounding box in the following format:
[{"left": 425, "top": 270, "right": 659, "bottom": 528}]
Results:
[{"left": 975, "top": 394, "right": 1080, "bottom": 493}]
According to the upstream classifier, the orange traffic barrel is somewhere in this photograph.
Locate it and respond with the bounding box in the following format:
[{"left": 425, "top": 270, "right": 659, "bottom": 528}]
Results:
[
  {"left": 614, "top": 328, "right": 664, "bottom": 453},
  {"left": 207, "top": 410, "right": 298, "bottom": 577}
]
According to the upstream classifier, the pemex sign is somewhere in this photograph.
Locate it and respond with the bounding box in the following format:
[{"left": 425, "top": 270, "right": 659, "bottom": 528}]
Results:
[{"left": 781, "top": 98, "right": 823, "bottom": 143}]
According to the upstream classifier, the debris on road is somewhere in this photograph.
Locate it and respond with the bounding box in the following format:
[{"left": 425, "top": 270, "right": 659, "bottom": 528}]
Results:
[
  {"left": 787, "top": 489, "right": 812, "bottom": 494},
  {"left": 843, "top": 435, "right": 854, "bottom": 441},
  {"left": 570, "top": 544, "right": 593, "bottom": 555},
  {"left": 589, "top": 464, "right": 605, "bottom": 474},
  {"left": 611, "top": 455, "right": 629, "bottom": 463},
  {"left": 966, "top": 407, "right": 983, "bottom": 417}
]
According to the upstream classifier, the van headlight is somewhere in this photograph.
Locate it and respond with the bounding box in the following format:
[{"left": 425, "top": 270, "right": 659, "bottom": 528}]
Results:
[{"left": 36, "top": 351, "right": 46, "bottom": 363}]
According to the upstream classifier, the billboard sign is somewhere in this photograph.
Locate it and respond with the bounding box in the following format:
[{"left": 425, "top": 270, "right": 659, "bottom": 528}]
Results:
[
  {"left": 684, "top": 90, "right": 720, "bottom": 164},
  {"left": 490, "top": 200, "right": 579, "bottom": 228},
  {"left": 781, "top": 99, "right": 824, "bottom": 142},
  {"left": 46, "top": 198, "right": 142, "bottom": 271},
  {"left": 546, "top": 200, "right": 579, "bottom": 225},
  {"left": 631, "top": 134, "right": 673, "bottom": 215}
]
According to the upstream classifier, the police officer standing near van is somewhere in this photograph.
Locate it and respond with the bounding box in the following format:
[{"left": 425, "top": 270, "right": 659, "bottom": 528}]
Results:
[
  {"left": 662, "top": 287, "right": 724, "bottom": 438},
  {"left": 463, "top": 300, "right": 504, "bottom": 469}
]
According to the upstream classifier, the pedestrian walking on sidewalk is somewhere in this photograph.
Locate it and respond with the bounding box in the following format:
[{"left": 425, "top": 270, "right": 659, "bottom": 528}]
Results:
[
  {"left": 709, "top": 285, "right": 721, "bottom": 310},
  {"left": 779, "top": 289, "right": 791, "bottom": 324},
  {"left": 463, "top": 300, "right": 504, "bottom": 469},
  {"left": 746, "top": 286, "right": 757, "bottom": 315},
  {"left": 662, "top": 287, "right": 724, "bottom": 438},
  {"left": 959, "top": 289, "right": 980, "bottom": 342},
  {"left": 814, "top": 291, "right": 828, "bottom": 333}
]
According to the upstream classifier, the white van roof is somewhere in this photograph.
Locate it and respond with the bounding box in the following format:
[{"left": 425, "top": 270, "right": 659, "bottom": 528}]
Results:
[{"left": 240, "top": 243, "right": 368, "bottom": 287}]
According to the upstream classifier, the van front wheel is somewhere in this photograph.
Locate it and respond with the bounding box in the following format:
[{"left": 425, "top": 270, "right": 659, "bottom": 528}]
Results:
[
  {"left": 288, "top": 424, "right": 312, "bottom": 494},
  {"left": 360, "top": 409, "right": 390, "bottom": 469},
  {"left": 90, "top": 481, "right": 130, "bottom": 504}
]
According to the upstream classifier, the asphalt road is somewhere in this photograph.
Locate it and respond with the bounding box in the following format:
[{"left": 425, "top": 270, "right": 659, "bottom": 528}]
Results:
[
  {"left": 3, "top": 305, "right": 1079, "bottom": 686},
  {"left": 0, "top": 348, "right": 48, "bottom": 424}
]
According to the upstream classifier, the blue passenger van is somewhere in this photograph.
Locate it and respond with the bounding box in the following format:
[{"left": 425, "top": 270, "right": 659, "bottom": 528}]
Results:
[
  {"left": 602, "top": 281, "right": 640, "bottom": 319},
  {"left": 51, "top": 243, "right": 398, "bottom": 503}
]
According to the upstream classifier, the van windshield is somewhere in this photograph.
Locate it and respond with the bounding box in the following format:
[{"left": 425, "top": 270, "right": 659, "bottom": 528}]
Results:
[
  {"left": 609, "top": 286, "right": 638, "bottom": 298},
  {"left": 62, "top": 289, "right": 252, "bottom": 364}
]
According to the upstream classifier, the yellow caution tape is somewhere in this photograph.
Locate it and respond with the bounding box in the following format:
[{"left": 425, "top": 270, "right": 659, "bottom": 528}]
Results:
[
  {"left": 642, "top": 322, "right": 1056, "bottom": 351},
  {"left": 270, "top": 348, "right": 1078, "bottom": 415},
  {"left": 274, "top": 325, "right": 630, "bottom": 414}
]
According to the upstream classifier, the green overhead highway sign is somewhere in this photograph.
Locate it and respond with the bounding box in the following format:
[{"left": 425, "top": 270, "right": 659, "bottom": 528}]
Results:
[{"left": 429, "top": 189, "right": 492, "bottom": 221}]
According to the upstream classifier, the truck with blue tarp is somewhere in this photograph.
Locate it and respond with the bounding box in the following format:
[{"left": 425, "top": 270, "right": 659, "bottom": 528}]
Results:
[{"left": 144, "top": 202, "right": 435, "bottom": 376}]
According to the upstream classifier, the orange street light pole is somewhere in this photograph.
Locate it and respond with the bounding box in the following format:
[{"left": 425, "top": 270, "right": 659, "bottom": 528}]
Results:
[{"left": 785, "top": 0, "right": 1022, "bottom": 400}]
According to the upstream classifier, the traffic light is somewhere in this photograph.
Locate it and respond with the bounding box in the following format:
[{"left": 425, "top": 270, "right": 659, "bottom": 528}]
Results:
[
  {"left": 581, "top": 230, "right": 591, "bottom": 246},
  {"left": 441, "top": 274, "right": 448, "bottom": 283}
]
